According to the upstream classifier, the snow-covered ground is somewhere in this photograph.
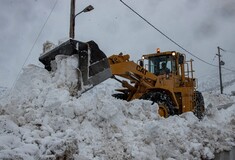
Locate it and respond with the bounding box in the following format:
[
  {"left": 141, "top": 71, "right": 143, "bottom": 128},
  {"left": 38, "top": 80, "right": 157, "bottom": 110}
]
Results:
[
  {"left": 0, "top": 87, "right": 7, "bottom": 98},
  {"left": 0, "top": 56, "right": 235, "bottom": 160},
  {"left": 198, "top": 71, "right": 235, "bottom": 94}
]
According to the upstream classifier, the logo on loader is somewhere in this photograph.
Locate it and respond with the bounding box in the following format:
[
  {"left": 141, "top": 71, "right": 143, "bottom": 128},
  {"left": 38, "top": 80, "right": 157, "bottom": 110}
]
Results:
[{"left": 136, "top": 65, "right": 147, "bottom": 75}]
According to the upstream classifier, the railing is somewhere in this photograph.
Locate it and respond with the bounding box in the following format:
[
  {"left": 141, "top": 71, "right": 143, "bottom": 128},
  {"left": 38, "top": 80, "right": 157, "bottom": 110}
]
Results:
[{"left": 185, "top": 59, "right": 194, "bottom": 80}]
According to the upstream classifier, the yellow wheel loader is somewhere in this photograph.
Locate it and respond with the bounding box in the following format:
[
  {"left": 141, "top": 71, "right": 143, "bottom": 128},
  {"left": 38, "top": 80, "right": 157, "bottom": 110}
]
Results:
[
  {"left": 108, "top": 50, "right": 205, "bottom": 119},
  {"left": 39, "top": 39, "right": 205, "bottom": 119}
]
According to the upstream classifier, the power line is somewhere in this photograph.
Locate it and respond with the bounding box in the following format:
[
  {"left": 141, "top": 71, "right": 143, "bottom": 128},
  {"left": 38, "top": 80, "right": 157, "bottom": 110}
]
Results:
[
  {"left": 217, "top": 47, "right": 235, "bottom": 72},
  {"left": 11, "top": 0, "right": 59, "bottom": 90},
  {"left": 221, "top": 67, "right": 235, "bottom": 72},
  {"left": 119, "top": 0, "right": 235, "bottom": 72},
  {"left": 217, "top": 47, "right": 235, "bottom": 54},
  {"left": 226, "top": 51, "right": 235, "bottom": 54},
  {"left": 212, "top": 55, "right": 216, "bottom": 61},
  {"left": 222, "top": 48, "right": 235, "bottom": 54}
]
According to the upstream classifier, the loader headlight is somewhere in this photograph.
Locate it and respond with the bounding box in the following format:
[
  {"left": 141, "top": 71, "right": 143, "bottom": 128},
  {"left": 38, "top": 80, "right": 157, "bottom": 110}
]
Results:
[
  {"left": 172, "top": 52, "right": 176, "bottom": 56},
  {"left": 156, "top": 48, "right": 160, "bottom": 53},
  {"left": 141, "top": 56, "right": 145, "bottom": 60}
]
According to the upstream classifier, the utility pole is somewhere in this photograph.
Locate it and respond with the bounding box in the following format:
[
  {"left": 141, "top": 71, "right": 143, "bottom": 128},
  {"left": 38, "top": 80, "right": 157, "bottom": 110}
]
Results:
[
  {"left": 217, "top": 46, "right": 224, "bottom": 94},
  {"left": 69, "top": 0, "right": 75, "bottom": 39},
  {"left": 69, "top": 0, "right": 94, "bottom": 39}
]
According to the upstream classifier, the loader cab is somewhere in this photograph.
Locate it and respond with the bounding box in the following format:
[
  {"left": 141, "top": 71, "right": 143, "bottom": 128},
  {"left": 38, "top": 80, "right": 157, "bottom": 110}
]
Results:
[{"left": 145, "top": 52, "right": 177, "bottom": 76}]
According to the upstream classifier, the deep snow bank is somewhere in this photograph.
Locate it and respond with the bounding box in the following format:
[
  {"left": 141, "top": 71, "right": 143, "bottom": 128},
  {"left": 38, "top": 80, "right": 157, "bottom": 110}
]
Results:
[
  {"left": 0, "top": 87, "right": 7, "bottom": 98},
  {"left": 0, "top": 56, "right": 235, "bottom": 160},
  {"left": 198, "top": 72, "right": 235, "bottom": 94}
]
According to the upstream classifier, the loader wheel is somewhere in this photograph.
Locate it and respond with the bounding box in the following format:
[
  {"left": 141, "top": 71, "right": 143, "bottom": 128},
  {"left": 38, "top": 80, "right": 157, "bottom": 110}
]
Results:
[
  {"left": 112, "top": 93, "right": 128, "bottom": 100},
  {"left": 141, "top": 91, "right": 175, "bottom": 118},
  {"left": 193, "top": 91, "right": 205, "bottom": 119},
  {"left": 158, "top": 103, "right": 170, "bottom": 117}
]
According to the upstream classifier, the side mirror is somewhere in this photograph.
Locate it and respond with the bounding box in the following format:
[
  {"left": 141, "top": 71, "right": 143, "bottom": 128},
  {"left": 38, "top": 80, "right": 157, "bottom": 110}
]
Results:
[
  {"left": 138, "top": 60, "right": 144, "bottom": 67},
  {"left": 179, "top": 55, "right": 184, "bottom": 64}
]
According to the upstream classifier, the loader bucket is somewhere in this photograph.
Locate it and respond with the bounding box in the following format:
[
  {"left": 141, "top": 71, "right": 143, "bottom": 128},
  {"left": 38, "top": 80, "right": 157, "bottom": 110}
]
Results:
[{"left": 39, "top": 39, "right": 112, "bottom": 94}]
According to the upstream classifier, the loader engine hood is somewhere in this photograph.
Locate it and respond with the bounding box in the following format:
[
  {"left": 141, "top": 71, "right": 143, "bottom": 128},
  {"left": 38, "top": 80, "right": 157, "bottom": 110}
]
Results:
[{"left": 39, "top": 39, "right": 112, "bottom": 94}]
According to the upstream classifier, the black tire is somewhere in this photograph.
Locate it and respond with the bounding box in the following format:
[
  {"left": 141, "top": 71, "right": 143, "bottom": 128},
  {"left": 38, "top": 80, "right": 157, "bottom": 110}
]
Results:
[
  {"left": 140, "top": 91, "right": 175, "bottom": 117},
  {"left": 112, "top": 93, "right": 128, "bottom": 100},
  {"left": 193, "top": 91, "right": 205, "bottom": 119}
]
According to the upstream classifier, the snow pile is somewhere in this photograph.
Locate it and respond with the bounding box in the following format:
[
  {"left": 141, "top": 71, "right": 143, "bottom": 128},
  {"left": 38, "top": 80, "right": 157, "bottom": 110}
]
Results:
[
  {"left": 203, "top": 92, "right": 234, "bottom": 107},
  {"left": 0, "top": 56, "right": 235, "bottom": 159},
  {"left": 0, "top": 87, "right": 7, "bottom": 97},
  {"left": 224, "top": 82, "right": 235, "bottom": 95},
  {"left": 198, "top": 72, "right": 235, "bottom": 93}
]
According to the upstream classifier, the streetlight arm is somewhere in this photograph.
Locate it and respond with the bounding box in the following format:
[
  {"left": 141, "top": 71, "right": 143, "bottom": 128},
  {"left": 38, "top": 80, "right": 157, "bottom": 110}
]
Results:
[
  {"left": 74, "top": 5, "right": 94, "bottom": 19},
  {"left": 70, "top": 3, "right": 94, "bottom": 39},
  {"left": 74, "top": 10, "right": 84, "bottom": 19}
]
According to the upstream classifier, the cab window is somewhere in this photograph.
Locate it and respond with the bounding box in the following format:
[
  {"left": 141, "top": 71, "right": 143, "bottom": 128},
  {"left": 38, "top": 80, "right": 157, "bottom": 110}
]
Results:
[{"left": 148, "top": 55, "right": 176, "bottom": 75}]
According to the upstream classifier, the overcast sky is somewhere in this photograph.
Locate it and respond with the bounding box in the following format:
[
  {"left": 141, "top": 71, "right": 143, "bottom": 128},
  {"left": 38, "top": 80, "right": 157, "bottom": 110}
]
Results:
[{"left": 0, "top": 0, "right": 235, "bottom": 87}]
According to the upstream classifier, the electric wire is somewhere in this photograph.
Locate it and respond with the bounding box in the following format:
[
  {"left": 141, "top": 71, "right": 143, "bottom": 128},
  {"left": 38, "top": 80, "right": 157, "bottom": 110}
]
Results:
[
  {"left": 223, "top": 49, "right": 235, "bottom": 54},
  {"left": 221, "top": 66, "right": 235, "bottom": 72},
  {"left": 11, "top": 0, "right": 59, "bottom": 90},
  {"left": 219, "top": 47, "right": 235, "bottom": 54},
  {"left": 119, "top": 0, "right": 235, "bottom": 72},
  {"left": 226, "top": 51, "right": 235, "bottom": 54},
  {"left": 218, "top": 47, "right": 235, "bottom": 72}
]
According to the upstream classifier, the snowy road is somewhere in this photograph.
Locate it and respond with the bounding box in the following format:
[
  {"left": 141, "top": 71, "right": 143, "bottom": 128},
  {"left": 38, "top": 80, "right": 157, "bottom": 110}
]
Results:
[{"left": 216, "top": 102, "right": 235, "bottom": 110}]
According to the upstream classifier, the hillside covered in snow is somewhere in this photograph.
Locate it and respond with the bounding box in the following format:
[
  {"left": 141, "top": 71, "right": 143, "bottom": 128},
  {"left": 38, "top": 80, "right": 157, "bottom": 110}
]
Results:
[
  {"left": 0, "top": 87, "right": 7, "bottom": 97},
  {"left": 0, "top": 56, "right": 235, "bottom": 160},
  {"left": 198, "top": 72, "right": 235, "bottom": 94}
]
